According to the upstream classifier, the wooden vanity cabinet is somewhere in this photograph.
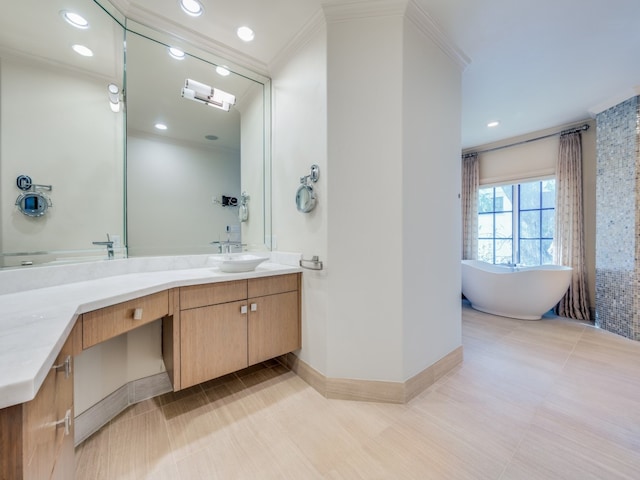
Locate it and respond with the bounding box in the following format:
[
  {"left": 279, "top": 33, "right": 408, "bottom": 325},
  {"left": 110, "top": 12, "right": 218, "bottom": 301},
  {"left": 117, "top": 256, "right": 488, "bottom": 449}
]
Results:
[
  {"left": 247, "top": 274, "right": 300, "bottom": 365},
  {"left": 0, "top": 324, "right": 79, "bottom": 480},
  {"left": 167, "top": 273, "right": 301, "bottom": 391}
]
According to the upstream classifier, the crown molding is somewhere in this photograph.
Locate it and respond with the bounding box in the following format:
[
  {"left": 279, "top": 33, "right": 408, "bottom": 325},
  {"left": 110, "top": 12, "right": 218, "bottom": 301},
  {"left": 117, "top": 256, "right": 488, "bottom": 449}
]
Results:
[
  {"left": 269, "top": 9, "right": 326, "bottom": 73},
  {"left": 405, "top": 1, "right": 470, "bottom": 71},
  {"left": 321, "top": 0, "right": 469, "bottom": 71},
  {"left": 322, "top": 0, "right": 409, "bottom": 22},
  {"left": 105, "top": 0, "right": 270, "bottom": 77}
]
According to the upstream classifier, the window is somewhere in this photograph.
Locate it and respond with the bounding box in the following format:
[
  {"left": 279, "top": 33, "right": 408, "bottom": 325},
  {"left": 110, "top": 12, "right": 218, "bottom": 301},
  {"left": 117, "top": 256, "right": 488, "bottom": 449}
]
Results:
[{"left": 478, "top": 179, "right": 555, "bottom": 265}]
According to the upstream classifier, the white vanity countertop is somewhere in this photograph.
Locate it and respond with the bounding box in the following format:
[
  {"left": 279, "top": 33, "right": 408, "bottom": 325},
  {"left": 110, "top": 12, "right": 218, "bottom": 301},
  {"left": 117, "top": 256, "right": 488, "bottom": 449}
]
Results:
[{"left": 0, "top": 254, "right": 302, "bottom": 409}]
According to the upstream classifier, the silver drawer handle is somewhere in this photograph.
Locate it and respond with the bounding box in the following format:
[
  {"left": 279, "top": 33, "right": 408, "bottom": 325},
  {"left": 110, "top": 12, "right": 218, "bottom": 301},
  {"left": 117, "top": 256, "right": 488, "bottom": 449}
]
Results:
[
  {"left": 52, "top": 355, "right": 71, "bottom": 379},
  {"left": 133, "top": 308, "right": 144, "bottom": 320},
  {"left": 55, "top": 409, "right": 72, "bottom": 436},
  {"left": 240, "top": 305, "right": 248, "bottom": 314}
]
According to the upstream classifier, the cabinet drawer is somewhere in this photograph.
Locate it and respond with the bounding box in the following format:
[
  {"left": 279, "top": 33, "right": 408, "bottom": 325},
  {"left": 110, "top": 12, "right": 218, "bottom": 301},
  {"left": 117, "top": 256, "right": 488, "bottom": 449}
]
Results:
[
  {"left": 82, "top": 291, "right": 169, "bottom": 349},
  {"left": 248, "top": 273, "right": 299, "bottom": 298},
  {"left": 180, "top": 279, "right": 247, "bottom": 310}
]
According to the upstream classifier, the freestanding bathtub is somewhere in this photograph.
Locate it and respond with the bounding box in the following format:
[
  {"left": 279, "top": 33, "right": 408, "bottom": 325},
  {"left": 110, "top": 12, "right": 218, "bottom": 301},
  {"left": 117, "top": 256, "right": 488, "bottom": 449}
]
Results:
[{"left": 461, "top": 260, "right": 572, "bottom": 320}]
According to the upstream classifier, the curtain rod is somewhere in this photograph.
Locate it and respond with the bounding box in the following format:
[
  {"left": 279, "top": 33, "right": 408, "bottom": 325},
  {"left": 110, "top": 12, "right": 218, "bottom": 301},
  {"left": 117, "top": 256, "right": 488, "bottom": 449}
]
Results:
[{"left": 462, "top": 123, "right": 590, "bottom": 159}]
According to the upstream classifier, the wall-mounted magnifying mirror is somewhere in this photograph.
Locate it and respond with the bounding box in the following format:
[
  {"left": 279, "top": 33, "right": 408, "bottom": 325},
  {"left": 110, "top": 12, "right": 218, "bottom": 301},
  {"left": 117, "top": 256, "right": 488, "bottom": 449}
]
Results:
[
  {"left": 296, "top": 184, "right": 316, "bottom": 213},
  {"left": 296, "top": 164, "right": 319, "bottom": 213}
]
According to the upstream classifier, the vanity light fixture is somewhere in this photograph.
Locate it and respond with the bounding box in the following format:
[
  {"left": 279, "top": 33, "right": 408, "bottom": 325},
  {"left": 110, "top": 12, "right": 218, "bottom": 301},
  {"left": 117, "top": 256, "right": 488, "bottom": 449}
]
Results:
[
  {"left": 107, "top": 83, "right": 120, "bottom": 113},
  {"left": 72, "top": 44, "right": 93, "bottom": 57},
  {"left": 154, "top": 123, "right": 168, "bottom": 130},
  {"left": 168, "top": 47, "right": 185, "bottom": 60},
  {"left": 60, "top": 10, "right": 89, "bottom": 29},
  {"left": 487, "top": 121, "right": 500, "bottom": 128},
  {"left": 181, "top": 78, "right": 236, "bottom": 112},
  {"left": 179, "top": 0, "right": 203, "bottom": 17},
  {"left": 237, "top": 26, "right": 255, "bottom": 42},
  {"left": 216, "top": 66, "right": 230, "bottom": 77}
]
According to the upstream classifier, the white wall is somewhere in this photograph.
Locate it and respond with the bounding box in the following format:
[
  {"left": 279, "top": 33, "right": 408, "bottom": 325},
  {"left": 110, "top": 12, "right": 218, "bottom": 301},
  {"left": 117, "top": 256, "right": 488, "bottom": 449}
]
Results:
[
  {"left": 240, "top": 82, "right": 268, "bottom": 249},
  {"left": 401, "top": 17, "right": 462, "bottom": 379},
  {"left": 127, "top": 134, "right": 240, "bottom": 256},
  {"left": 0, "top": 57, "right": 124, "bottom": 266},
  {"left": 272, "top": 19, "right": 329, "bottom": 375},
  {"left": 271, "top": 6, "right": 462, "bottom": 384},
  {"left": 325, "top": 14, "right": 405, "bottom": 381}
]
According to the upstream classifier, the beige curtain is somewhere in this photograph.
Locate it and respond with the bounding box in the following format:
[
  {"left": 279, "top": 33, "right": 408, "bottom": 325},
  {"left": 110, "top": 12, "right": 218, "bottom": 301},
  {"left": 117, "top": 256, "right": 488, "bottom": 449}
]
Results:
[
  {"left": 461, "top": 154, "right": 479, "bottom": 260},
  {"left": 554, "top": 132, "right": 590, "bottom": 320}
]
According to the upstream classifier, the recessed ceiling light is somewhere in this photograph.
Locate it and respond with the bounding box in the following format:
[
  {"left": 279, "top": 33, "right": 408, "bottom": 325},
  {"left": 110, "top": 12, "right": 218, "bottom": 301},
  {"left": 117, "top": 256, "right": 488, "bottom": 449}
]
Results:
[
  {"left": 60, "top": 10, "right": 90, "bottom": 29},
  {"left": 180, "top": 0, "right": 203, "bottom": 17},
  {"left": 168, "top": 47, "right": 185, "bottom": 60},
  {"left": 155, "top": 123, "right": 168, "bottom": 130},
  {"left": 216, "top": 66, "right": 230, "bottom": 77},
  {"left": 487, "top": 121, "right": 500, "bottom": 128},
  {"left": 72, "top": 44, "right": 93, "bottom": 57},
  {"left": 237, "top": 26, "right": 255, "bottom": 42}
]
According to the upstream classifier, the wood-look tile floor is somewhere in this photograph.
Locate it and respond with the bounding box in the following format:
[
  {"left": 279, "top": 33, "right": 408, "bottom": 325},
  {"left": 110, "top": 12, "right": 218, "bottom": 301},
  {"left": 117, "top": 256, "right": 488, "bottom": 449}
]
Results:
[{"left": 75, "top": 303, "right": 640, "bottom": 479}]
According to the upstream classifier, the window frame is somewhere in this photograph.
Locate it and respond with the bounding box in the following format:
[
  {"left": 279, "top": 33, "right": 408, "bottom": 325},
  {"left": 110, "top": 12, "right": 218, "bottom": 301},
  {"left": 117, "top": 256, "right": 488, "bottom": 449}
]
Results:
[{"left": 478, "top": 177, "right": 555, "bottom": 266}]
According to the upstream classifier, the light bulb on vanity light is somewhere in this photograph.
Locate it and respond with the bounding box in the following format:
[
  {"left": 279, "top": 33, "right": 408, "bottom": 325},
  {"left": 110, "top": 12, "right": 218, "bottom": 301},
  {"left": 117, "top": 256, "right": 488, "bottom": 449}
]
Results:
[{"left": 181, "top": 78, "right": 236, "bottom": 112}]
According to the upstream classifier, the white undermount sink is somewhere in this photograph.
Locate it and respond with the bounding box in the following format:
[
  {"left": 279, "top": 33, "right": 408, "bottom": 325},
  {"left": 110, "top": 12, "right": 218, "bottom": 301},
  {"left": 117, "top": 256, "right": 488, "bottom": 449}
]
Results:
[{"left": 217, "top": 254, "right": 269, "bottom": 273}]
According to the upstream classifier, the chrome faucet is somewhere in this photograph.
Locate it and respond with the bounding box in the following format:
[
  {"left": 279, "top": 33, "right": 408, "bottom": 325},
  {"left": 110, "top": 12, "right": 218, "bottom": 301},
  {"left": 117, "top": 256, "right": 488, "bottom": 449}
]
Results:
[
  {"left": 93, "top": 234, "right": 114, "bottom": 260},
  {"left": 210, "top": 240, "right": 244, "bottom": 254}
]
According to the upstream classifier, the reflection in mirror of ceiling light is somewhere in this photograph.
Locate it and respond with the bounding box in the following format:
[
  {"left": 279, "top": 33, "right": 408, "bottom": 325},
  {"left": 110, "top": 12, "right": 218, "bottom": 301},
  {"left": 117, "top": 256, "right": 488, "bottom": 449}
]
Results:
[
  {"left": 180, "top": 0, "right": 203, "bottom": 17},
  {"left": 168, "top": 47, "right": 185, "bottom": 60},
  {"left": 155, "top": 123, "right": 168, "bottom": 130},
  {"left": 205, "top": 135, "right": 219, "bottom": 141},
  {"left": 237, "top": 26, "right": 255, "bottom": 42},
  {"left": 108, "top": 83, "right": 120, "bottom": 113},
  {"left": 72, "top": 44, "right": 94, "bottom": 57},
  {"left": 487, "top": 121, "right": 500, "bottom": 128},
  {"left": 216, "top": 66, "right": 230, "bottom": 77},
  {"left": 60, "top": 10, "right": 90, "bottom": 29}
]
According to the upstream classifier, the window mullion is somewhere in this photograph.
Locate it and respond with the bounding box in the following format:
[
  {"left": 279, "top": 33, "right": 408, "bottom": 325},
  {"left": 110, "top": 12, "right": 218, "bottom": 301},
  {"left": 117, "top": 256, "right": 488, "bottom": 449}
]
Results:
[{"left": 513, "top": 185, "right": 519, "bottom": 264}]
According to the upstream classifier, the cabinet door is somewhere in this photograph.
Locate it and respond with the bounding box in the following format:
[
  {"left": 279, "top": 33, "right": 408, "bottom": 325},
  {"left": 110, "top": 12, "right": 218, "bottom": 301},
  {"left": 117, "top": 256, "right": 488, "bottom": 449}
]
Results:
[
  {"left": 248, "top": 291, "right": 300, "bottom": 366},
  {"left": 180, "top": 300, "right": 248, "bottom": 389},
  {"left": 22, "top": 329, "right": 75, "bottom": 480},
  {"left": 52, "top": 330, "right": 75, "bottom": 480}
]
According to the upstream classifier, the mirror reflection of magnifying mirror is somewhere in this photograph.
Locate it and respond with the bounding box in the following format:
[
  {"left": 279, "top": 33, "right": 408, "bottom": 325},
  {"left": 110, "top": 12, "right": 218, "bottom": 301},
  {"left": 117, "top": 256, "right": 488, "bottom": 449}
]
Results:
[{"left": 16, "top": 192, "right": 50, "bottom": 217}]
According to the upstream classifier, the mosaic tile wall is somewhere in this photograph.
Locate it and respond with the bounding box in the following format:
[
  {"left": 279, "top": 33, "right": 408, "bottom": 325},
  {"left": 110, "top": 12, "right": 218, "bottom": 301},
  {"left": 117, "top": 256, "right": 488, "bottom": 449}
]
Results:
[{"left": 595, "top": 96, "right": 640, "bottom": 341}]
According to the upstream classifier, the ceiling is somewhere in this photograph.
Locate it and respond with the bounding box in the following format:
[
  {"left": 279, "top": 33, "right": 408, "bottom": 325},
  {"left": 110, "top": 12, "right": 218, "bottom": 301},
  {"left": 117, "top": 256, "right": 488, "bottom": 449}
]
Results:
[
  {"left": 116, "top": 0, "right": 640, "bottom": 149},
  {"left": 3, "top": 0, "right": 640, "bottom": 149}
]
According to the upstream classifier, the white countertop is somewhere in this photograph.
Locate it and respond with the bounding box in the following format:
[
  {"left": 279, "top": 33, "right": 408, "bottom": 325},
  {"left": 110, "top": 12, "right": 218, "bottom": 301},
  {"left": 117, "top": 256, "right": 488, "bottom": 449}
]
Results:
[{"left": 0, "top": 253, "right": 301, "bottom": 409}]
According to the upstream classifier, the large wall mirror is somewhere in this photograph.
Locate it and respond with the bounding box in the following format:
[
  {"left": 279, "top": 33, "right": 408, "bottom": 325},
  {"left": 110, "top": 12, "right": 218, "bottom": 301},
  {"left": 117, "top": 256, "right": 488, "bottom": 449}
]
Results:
[
  {"left": 0, "top": 0, "right": 271, "bottom": 268},
  {"left": 125, "top": 21, "right": 270, "bottom": 257},
  {"left": 0, "top": 0, "right": 126, "bottom": 267}
]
